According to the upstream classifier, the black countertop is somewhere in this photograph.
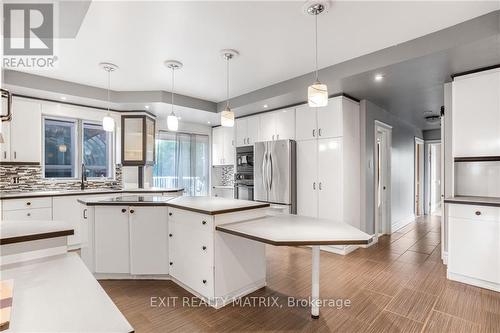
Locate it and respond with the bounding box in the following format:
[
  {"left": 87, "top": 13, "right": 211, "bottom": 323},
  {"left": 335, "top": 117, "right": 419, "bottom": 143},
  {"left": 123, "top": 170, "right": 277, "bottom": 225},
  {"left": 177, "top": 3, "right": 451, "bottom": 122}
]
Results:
[{"left": 0, "top": 188, "right": 184, "bottom": 200}]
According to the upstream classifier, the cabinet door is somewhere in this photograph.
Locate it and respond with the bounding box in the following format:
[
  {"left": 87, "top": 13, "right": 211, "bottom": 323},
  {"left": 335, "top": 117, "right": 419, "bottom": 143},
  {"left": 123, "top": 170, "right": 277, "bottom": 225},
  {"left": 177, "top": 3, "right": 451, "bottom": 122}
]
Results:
[
  {"left": 296, "top": 140, "right": 318, "bottom": 217},
  {"left": 10, "top": 99, "right": 41, "bottom": 162},
  {"left": 129, "top": 207, "right": 168, "bottom": 274},
  {"left": 260, "top": 112, "right": 276, "bottom": 141},
  {"left": 0, "top": 121, "right": 10, "bottom": 161},
  {"left": 222, "top": 127, "right": 235, "bottom": 165},
  {"left": 275, "top": 108, "right": 295, "bottom": 140},
  {"left": 317, "top": 97, "right": 342, "bottom": 139},
  {"left": 212, "top": 127, "right": 224, "bottom": 165},
  {"left": 3, "top": 208, "right": 52, "bottom": 221},
  {"left": 235, "top": 118, "right": 247, "bottom": 147},
  {"left": 94, "top": 206, "right": 130, "bottom": 274},
  {"left": 247, "top": 116, "right": 260, "bottom": 146},
  {"left": 295, "top": 104, "right": 317, "bottom": 141},
  {"left": 53, "top": 196, "right": 84, "bottom": 246},
  {"left": 318, "top": 138, "right": 343, "bottom": 221},
  {"left": 453, "top": 70, "right": 500, "bottom": 157},
  {"left": 145, "top": 117, "right": 155, "bottom": 163},
  {"left": 123, "top": 117, "right": 144, "bottom": 162}
]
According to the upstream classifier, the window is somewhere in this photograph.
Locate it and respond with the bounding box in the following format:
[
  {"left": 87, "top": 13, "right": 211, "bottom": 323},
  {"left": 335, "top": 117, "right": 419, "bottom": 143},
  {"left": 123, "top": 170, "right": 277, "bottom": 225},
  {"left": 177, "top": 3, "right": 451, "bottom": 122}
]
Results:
[
  {"left": 153, "top": 131, "right": 209, "bottom": 196},
  {"left": 83, "top": 122, "right": 112, "bottom": 178},
  {"left": 44, "top": 119, "right": 77, "bottom": 178},
  {"left": 43, "top": 118, "right": 114, "bottom": 179}
]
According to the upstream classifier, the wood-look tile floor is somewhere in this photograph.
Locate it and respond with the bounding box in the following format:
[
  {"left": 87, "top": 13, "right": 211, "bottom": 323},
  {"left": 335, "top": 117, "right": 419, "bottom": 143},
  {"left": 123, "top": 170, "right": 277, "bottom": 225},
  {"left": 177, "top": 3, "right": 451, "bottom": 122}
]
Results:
[{"left": 100, "top": 215, "right": 500, "bottom": 332}]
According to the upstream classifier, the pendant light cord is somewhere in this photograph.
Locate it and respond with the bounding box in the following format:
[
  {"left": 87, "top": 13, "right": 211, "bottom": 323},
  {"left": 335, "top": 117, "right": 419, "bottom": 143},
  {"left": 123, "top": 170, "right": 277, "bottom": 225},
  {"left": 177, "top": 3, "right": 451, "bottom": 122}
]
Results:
[
  {"left": 107, "top": 68, "right": 111, "bottom": 112},
  {"left": 226, "top": 56, "right": 230, "bottom": 109},
  {"left": 171, "top": 67, "right": 175, "bottom": 115},
  {"left": 314, "top": 13, "right": 319, "bottom": 82}
]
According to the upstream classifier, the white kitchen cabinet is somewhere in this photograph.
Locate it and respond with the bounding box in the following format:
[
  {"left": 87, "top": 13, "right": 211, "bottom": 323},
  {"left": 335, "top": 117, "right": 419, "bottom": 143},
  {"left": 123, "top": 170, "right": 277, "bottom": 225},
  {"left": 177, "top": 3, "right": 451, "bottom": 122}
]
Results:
[
  {"left": 260, "top": 109, "right": 296, "bottom": 141},
  {"left": 53, "top": 196, "right": 84, "bottom": 246},
  {"left": 9, "top": 98, "right": 41, "bottom": 162},
  {"left": 212, "top": 126, "right": 234, "bottom": 165},
  {"left": 235, "top": 116, "right": 260, "bottom": 147},
  {"left": 3, "top": 208, "right": 52, "bottom": 221},
  {"left": 448, "top": 204, "right": 500, "bottom": 290},
  {"left": 296, "top": 140, "right": 318, "bottom": 218},
  {"left": 295, "top": 104, "right": 318, "bottom": 141},
  {"left": 129, "top": 207, "right": 169, "bottom": 275},
  {"left": 452, "top": 68, "right": 500, "bottom": 157},
  {"left": 317, "top": 138, "right": 343, "bottom": 222},
  {"left": 317, "top": 98, "right": 343, "bottom": 139},
  {"left": 94, "top": 206, "right": 130, "bottom": 274},
  {"left": 168, "top": 208, "right": 214, "bottom": 298},
  {"left": 0, "top": 120, "right": 10, "bottom": 161},
  {"left": 2, "top": 197, "right": 52, "bottom": 221}
]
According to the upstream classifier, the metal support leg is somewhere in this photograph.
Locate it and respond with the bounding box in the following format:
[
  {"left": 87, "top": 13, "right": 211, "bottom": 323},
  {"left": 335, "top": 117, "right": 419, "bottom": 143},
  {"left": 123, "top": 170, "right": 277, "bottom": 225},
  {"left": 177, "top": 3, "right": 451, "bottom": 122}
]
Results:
[{"left": 311, "top": 245, "right": 320, "bottom": 319}]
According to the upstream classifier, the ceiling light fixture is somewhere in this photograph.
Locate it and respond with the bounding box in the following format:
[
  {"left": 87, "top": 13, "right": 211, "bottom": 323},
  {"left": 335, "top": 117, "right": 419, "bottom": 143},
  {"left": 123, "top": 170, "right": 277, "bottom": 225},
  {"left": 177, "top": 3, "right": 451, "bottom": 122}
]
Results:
[
  {"left": 60, "top": 96, "right": 66, "bottom": 100},
  {"left": 306, "top": 2, "right": 328, "bottom": 107},
  {"left": 374, "top": 74, "right": 384, "bottom": 82},
  {"left": 164, "top": 60, "right": 183, "bottom": 132},
  {"left": 145, "top": 105, "right": 150, "bottom": 110},
  {"left": 263, "top": 104, "right": 268, "bottom": 108},
  {"left": 99, "top": 62, "right": 118, "bottom": 132},
  {"left": 220, "top": 49, "right": 239, "bottom": 127}
]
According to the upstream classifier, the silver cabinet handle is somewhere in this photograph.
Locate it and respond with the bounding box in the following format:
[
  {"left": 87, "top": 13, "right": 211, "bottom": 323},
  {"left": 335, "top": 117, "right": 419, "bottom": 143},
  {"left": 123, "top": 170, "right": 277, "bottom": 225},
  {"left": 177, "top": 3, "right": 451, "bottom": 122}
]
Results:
[
  {"left": 313, "top": 182, "right": 316, "bottom": 190},
  {"left": 318, "top": 128, "right": 322, "bottom": 137},
  {"left": 312, "top": 129, "right": 316, "bottom": 137},
  {"left": 13, "top": 151, "right": 16, "bottom": 159},
  {"left": 3, "top": 152, "right": 6, "bottom": 159},
  {"left": 319, "top": 182, "right": 322, "bottom": 190},
  {"left": 83, "top": 209, "right": 88, "bottom": 219},
  {"left": 247, "top": 138, "right": 250, "bottom": 144},
  {"left": 277, "top": 134, "right": 279, "bottom": 140}
]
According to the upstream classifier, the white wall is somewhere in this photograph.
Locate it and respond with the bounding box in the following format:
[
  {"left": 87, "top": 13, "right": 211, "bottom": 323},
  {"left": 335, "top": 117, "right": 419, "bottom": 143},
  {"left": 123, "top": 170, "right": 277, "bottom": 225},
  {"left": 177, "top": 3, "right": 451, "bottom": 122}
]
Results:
[{"left": 360, "top": 100, "right": 424, "bottom": 234}]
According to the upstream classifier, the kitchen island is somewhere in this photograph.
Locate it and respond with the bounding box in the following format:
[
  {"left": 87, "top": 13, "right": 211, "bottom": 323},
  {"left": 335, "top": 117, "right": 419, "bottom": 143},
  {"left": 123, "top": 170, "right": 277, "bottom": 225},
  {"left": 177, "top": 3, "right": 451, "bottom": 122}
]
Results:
[{"left": 78, "top": 195, "right": 271, "bottom": 308}]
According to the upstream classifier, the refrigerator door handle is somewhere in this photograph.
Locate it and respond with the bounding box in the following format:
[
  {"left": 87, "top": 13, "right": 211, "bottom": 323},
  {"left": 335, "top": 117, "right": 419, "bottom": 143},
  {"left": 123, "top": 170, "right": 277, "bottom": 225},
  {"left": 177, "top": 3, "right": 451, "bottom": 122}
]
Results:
[
  {"left": 269, "top": 153, "right": 273, "bottom": 190},
  {"left": 261, "top": 151, "right": 267, "bottom": 191}
]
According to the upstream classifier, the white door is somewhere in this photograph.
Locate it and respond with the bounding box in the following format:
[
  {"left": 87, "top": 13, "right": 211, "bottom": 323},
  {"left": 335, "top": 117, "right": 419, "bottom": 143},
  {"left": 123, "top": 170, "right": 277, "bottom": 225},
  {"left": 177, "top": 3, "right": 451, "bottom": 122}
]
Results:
[
  {"left": 247, "top": 116, "right": 260, "bottom": 145},
  {"left": 317, "top": 97, "right": 342, "bottom": 139},
  {"left": 129, "top": 207, "right": 169, "bottom": 274},
  {"left": 0, "top": 121, "right": 10, "bottom": 161},
  {"left": 317, "top": 138, "right": 342, "bottom": 221},
  {"left": 260, "top": 112, "right": 276, "bottom": 141},
  {"left": 10, "top": 99, "right": 41, "bottom": 162},
  {"left": 222, "top": 126, "right": 235, "bottom": 165},
  {"left": 375, "top": 124, "right": 391, "bottom": 235},
  {"left": 235, "top": 118, "right": 247, "bottom": 147},
  {"left": 212, "top": 127, "right": 223, "bottom": 165},
  {"left": 275, "top": 108, "right": 295, "bottom": 140},
  {"left": 295, "top": 104, "right": 317, "bottom": 141},
  {"left": 94, "top": 206, "right": 130, "bottom": 274},
  {"left": 296, "top": 140, "right": 318, "bottom": 217}
]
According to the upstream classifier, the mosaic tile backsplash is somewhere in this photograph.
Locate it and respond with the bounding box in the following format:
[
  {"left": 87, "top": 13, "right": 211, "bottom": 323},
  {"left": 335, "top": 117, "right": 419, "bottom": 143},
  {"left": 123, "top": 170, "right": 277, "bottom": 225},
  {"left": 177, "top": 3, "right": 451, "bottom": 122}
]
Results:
[{"left": 0, "top": 164, "right": 123, "bottom": 193}]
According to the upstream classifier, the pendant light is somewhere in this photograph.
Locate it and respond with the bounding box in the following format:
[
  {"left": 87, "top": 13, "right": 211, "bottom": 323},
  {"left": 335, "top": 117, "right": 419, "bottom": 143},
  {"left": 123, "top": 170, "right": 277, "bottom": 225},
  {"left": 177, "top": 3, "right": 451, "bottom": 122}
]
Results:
[
  {"left": 306, "top": 3, "right": 328, "bottom": 107},
  {"left": 99, "top": 62, "right": 118, "bottom": 132},
  {"left": 220, "top": 49, "right": 239, "bottom": 127},
  {"left": 164, "top": 60, "right": 182, "bottom": 132}
]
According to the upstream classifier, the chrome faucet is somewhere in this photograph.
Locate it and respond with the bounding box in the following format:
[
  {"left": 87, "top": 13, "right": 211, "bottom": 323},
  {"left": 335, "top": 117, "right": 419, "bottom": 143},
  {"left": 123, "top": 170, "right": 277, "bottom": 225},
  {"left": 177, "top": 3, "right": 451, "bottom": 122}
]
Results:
[{"left": 81, "top": 163, "right": 87, "bottom": 190}]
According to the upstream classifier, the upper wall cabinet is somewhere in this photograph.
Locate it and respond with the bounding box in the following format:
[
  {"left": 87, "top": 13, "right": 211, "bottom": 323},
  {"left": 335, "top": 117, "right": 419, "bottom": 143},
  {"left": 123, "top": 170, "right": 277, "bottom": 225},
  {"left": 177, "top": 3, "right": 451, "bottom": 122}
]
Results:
[
  {"left": 235, "top": 116, "right": 260, "bottom": 147},
  {"left": 212, "top": 126, "right": 235, "bottom": 165},
  {"left": 1, "top": 98, "right": 41, "bottom": 162},
  {"left": 452, "top": 68, "right": 500, "bottom": 157},
  {"left": 260, "top": 109, "right": 296, "bottom": 142},
  {"left": 121, "top": 114, "right": 156, "bottom": 166},
  {"left": 296, "top": 96, "right": 347, "bottom": 141}
]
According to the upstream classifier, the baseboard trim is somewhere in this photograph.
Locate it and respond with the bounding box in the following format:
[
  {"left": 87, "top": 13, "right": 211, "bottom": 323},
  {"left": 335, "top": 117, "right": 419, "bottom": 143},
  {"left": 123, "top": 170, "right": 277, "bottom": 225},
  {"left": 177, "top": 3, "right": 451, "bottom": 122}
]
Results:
[
  {"left": 447, "top": 271, "right": 499, "bottom": 292},
  {"left": 442, "top": 251, "right": 448, "bottom": 265},
  {"left": 391, "top": 215, "right": 416, "bottom": 233}
]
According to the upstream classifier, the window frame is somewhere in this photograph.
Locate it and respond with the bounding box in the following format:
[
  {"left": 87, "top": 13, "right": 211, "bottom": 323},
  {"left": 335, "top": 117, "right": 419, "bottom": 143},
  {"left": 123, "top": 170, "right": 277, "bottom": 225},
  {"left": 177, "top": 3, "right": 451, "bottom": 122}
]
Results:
[{"left": 42, "top": 116, "right": 115, "bottom": 181}]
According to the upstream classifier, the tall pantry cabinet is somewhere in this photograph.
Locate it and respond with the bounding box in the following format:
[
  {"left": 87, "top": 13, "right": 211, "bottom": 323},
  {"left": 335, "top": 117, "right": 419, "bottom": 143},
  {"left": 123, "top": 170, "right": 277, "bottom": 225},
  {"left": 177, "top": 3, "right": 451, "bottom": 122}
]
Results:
[{"left": 296, "top": 96, "right": 361, "bottom": 254}]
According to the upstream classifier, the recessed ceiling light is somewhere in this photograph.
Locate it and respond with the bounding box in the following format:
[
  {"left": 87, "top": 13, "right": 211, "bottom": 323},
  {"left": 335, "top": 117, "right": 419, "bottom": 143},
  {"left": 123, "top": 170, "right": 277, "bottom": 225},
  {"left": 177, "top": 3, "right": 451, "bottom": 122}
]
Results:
[
  {"left": 207, "top": 121, "right": 211, "bottom": 124},
  {"left": 145, "top": 105, "right": 149, "bottom": 109},
  {"left": 263, "top": 104, "right": 268, "bottom": 108},
  {"left": 374, "top": 74, "right": 384, "bottom": 82},
  {"left": 178, "top": 117, "right": 182, "bottom": 120},
  {"left": 60, "top": 96, "right": 66, "bottom": 100}
]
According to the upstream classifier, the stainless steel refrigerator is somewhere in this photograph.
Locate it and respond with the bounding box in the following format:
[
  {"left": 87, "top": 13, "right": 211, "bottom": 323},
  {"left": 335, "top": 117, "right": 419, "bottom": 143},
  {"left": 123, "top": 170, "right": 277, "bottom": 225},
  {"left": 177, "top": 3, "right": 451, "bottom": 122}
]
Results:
[{"left": 254, "top": 140, "right": 297, "bottom": 214}]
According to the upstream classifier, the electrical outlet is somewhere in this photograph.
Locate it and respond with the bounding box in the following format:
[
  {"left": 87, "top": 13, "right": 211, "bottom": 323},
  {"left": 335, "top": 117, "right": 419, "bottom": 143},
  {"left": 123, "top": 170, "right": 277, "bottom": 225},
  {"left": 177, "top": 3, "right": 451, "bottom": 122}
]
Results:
[{"left": 11, "top": 177, "right": 20, "bottom": 184}]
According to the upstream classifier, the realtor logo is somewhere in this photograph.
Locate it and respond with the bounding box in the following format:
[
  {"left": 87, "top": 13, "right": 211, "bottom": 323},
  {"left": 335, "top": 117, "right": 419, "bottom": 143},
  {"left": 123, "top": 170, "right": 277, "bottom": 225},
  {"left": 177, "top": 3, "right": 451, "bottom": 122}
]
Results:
[{"left": 3, "top": 3, "right": 54, "bottom": 56}]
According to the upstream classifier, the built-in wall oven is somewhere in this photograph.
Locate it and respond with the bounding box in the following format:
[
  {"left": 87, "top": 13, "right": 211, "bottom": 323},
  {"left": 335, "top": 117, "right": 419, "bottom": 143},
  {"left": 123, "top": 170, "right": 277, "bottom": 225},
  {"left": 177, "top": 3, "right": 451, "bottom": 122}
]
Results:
[{"left": 234, "top": 146, "right": 254, "bottom": 200}]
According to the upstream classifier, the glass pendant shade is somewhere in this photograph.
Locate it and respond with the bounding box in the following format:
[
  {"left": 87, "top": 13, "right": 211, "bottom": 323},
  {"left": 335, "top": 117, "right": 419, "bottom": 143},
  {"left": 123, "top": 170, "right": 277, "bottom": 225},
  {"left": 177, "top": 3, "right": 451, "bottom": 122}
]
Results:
[
  {"left": 167, "top": 112, "right": 179, "bottom": 131},
  {"left": 102, "top": 114, "right": 115, "bottom": 132},
  {"left": 221, "top": 106, "right": 235, "bottom": 127},
  {"left": 308, "top": 82, "right": 328, "bottom": 107}
]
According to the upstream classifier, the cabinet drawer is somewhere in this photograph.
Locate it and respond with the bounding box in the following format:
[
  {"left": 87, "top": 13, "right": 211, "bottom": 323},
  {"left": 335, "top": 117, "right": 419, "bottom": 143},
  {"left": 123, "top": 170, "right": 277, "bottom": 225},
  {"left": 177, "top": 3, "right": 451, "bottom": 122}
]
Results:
[
  {"left": 3, "top": 207, "right": 52, "bottom": 221},
  {"left": 448, "top": 204, "right": 500, "bottom": 222},
  {"left": 168, "top": 208, "right": 214, "bottom": 231},
  {"left": 2, "top": 197, "right": 52, "bottom": 211}
]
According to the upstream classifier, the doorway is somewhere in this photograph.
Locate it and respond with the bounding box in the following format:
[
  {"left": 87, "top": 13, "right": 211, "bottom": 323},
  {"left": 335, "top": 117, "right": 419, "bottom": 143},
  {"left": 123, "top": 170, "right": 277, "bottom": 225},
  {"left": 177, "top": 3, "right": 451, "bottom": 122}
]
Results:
[
  {"left": 427, "top": 142, "right": 442, "bottom": 216},
  {"left": 414, "top": 137, "right": 425, "bottom": 216},
  {"left": 374, "top": 121, "right": 392, "bottom": 236}
]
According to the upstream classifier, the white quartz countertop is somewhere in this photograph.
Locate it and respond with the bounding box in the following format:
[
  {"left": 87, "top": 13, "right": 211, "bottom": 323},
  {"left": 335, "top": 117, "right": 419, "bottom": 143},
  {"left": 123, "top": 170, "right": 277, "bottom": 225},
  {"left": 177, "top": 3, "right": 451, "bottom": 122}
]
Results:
[
  {"left": 166, "top": 196, "right": 270, "bottom": 215},
  {"left": 0, "top": 220, "right": 74, "bottom": 245},
  {"left": 216, "top": 214, "right": 373, "bottom": 246},
  {"left": 1, "top": 253, "right": 133, "bottom": 333},
  {"left": 0, "top": 187, "right": 184, "bottom": 200},
  {"left": 444, "top": 196, "right": 500, "bottom": 207}
]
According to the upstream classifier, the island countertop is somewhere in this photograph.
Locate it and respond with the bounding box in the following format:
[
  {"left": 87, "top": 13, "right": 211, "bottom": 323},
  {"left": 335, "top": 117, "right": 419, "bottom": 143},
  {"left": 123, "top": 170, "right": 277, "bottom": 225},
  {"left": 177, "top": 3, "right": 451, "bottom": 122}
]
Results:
[
  {"left": 0, "top": 187, "right": 184, "bottom": 200},
  {"left": 78, "top": 195, "right": 270, "bottom": 215},
  {"left": 444, "top": 196, "right": 500, "bottom": 207}
]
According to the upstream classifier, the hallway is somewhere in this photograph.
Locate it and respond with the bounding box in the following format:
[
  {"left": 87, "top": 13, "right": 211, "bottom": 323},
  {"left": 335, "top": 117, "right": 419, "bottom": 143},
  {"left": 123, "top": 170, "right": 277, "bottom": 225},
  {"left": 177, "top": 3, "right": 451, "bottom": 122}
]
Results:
[{"left": 100, "top": 215, "right": 500, "bottom": 332}]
